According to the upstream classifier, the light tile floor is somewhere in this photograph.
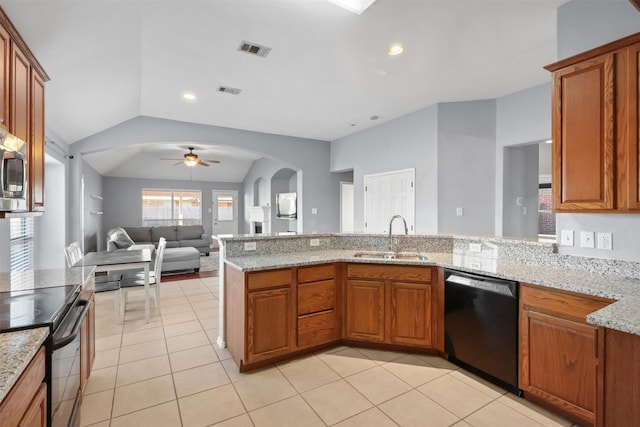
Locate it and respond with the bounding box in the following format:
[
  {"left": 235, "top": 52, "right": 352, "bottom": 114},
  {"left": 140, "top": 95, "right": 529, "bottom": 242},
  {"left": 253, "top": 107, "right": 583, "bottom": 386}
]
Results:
[{"left": 81, "top": 277, "right": 578, "bottom": 427}]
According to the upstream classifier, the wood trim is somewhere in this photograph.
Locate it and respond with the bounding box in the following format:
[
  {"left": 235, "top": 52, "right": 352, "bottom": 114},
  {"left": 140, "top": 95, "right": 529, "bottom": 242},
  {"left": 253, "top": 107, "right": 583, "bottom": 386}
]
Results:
[
  {"left": 624, "top": 43, "right": 640, "bottom": 209},
  {"left": 0, "top": 7, "right": 49, "bottom": 81},
  {"left": 545, "top": 32, "right": 640, "bottom": 72},
  {"left": 630, "top": 0, "right": 640, "bottom": 13},
  {"left": 520, "top": 283, "right": 613, "bottom": 323}
]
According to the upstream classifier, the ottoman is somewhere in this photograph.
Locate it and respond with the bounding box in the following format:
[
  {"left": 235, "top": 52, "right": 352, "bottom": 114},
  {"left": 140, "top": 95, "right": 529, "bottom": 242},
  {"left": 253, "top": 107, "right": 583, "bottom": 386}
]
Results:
[{"left": 161, "top": 247, "right": 201, "bottom": 273}]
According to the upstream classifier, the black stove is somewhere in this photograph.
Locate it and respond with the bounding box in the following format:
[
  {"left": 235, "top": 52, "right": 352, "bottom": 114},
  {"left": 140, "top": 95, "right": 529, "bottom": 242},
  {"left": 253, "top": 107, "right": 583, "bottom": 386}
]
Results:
[{"left": 0, "top": 284, "right": 81, "bottom": 333}]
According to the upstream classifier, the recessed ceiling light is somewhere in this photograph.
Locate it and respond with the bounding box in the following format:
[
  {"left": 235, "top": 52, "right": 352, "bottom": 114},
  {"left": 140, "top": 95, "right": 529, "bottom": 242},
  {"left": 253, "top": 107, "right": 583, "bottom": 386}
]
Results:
[
  {"left": 545, "top": 139, "right": 552, "bottom": 144},
  {"left": 327, "top": 0, "right": 376, "bottom": 14},
  {"left": 387, "top": 44, "right": 404, "bottom": 56},
  {"left": 183, "top": 93, "right": 196, "bottom": 101}
]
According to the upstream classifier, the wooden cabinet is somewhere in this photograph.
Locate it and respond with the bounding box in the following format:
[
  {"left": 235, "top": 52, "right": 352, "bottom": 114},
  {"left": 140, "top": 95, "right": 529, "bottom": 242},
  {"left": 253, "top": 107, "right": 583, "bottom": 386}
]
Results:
[
  {"left": 345, "top": 264, "right": 437, "bottom": 348},
  {"left": 601, "top": 328, "right": 640, "bottom": 426},
  {"left": 0, "top": 8, "right": 49, "bottom": 216},
  {"left": 519, "top": 284, "right": 613, "bottom": 427},
  {"left": 296, "top": 264, "right": 337, "bottom": 348},
  {"left": 29, "top": 71, "right": 44, "bottom": 211},
  {"left": 80, "top": 289, "right": 96, "bottom": 395},
  {"left": 226, "top": 267, "right": 294, "bottom": 368},
  {"left": 545, "top": 32, "right": 640, "bottom": 212},
  {"left": 0, "top": 346, "right": 46, "bottom": 427}
]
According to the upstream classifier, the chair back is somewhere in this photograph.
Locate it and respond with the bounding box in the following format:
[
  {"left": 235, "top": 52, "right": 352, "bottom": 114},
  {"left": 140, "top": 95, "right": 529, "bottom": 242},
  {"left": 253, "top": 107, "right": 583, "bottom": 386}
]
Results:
[
  {"left": 64, "top": 242, "right": 83, "bottom": 267},
  {"left": 153, "top": 238, "right": 167, "bottom": 283}
]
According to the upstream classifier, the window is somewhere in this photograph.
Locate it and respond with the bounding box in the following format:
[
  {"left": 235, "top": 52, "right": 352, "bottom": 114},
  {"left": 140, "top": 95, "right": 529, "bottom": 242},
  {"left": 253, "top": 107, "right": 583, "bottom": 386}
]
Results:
[
  {"left": 142, "top": 190, "right": 202, "bottom": 226},
  {"left": 538, "top": 184, "right": 555, "bottom": 237},
  {"left": 10, "top": 217, "right": 34, "bottom": 271},
  {"left": 216, "top": 195, "right": 234, "bottom": 221}
]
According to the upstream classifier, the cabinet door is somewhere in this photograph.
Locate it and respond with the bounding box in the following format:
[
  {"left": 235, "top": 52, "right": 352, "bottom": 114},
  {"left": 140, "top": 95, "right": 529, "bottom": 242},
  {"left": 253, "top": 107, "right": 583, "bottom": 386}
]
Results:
[
  {"left": 345, "top": 279, "right": 385, "bottom": 342},
  {"left": 10, "top": 43, "right": 30, "bottom": 142},
  {"left": 29, "top": 71, "right": 45, "bottom": 211},
  {"left": 0, "top": 25, "right": 9, "bottom": 130},
  {"left": 625, "top": 43, "right": 640, "bottom": 210},
  {"left": 18, "top": 382, "right": 46, "bottom": 427},
  {"left": 247, "top": 287, "right": 293, "bottom": 363},
  {"left": 388, "top": 281, "right": 432, "bottom": 347},
  {"left": 551, "top": 53, "right": 615, "bottom": 211},
  {"left": 520, "top": 309, "right": 600, "bottom": 426}
]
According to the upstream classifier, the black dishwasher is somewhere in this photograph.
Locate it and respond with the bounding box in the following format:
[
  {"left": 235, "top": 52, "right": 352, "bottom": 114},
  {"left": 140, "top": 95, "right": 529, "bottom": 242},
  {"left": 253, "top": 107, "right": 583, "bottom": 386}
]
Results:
[{"left": 444, "top": 269, "right": 521, "bottom": 395}]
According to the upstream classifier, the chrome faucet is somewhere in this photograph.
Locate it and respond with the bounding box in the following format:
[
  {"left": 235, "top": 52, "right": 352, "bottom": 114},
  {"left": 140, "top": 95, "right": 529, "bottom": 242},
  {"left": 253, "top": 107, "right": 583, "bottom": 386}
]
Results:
[{"left": 388, "top": 215, "right": 408, "bottom": 253}]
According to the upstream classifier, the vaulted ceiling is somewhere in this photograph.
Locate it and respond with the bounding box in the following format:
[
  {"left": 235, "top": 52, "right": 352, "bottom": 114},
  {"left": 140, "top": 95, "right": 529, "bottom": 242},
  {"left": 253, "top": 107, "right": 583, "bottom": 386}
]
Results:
[{"left": 1, "top": 0, "right": 567, "bottom": 181}]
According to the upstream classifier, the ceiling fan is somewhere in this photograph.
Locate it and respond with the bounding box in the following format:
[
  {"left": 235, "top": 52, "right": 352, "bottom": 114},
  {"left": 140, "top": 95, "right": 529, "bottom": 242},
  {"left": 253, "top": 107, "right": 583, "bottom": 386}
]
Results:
[{"left": 160, "top": 147, "right": 221, "bottom": 167}]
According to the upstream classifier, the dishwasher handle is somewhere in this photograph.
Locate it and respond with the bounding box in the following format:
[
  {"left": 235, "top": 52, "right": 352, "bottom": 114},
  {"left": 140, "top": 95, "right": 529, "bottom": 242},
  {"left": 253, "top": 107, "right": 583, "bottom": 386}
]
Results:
[{"left": 445, "top": 271, "right": 517, "bottom": 298}]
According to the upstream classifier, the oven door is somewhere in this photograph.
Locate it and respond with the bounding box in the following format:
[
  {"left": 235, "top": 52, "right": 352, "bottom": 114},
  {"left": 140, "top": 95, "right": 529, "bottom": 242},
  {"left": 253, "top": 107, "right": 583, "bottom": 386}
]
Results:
[{"left": 51, "top": 299, "right": 90, "bottom": 427}]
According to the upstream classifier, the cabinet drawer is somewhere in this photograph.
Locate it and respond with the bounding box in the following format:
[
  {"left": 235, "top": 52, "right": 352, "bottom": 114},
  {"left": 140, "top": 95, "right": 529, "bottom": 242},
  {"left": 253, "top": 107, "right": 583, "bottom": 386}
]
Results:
[
  {"left": 298, "top": 280, "right": 335, "bottom": 315},
  {"left": 247, "top": 268, "right": 292, "bottom": 291},
  {"left": 520, "top": 284, "right": 613, "bottom": 322},
  {"left": 347, "top": 264, "right": 431, "bottom": 282},
  {"left": 297, "top": 264, "right": 335, "bottom": 284},
  {"left": 298, "top": 310, "right": 336, "bottom": 348}
]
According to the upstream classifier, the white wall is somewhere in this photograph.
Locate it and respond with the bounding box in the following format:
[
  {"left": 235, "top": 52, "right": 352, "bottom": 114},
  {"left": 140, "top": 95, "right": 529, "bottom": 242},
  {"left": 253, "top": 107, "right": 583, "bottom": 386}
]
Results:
[
  {"left": 437, "top": 100, "right": 496, "bottom": 235},
  {"left": 331, "top": 105, "right": 439, "bottom": 233},
  {"left": 35, "top": 155, "right": 66, "bottom": 269}
]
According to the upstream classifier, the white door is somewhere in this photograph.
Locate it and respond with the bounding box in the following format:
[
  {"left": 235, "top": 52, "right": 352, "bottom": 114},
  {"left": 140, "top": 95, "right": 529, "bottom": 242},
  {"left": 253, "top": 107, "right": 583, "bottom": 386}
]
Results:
[
  {"left": 212, "top": 190, "right": 238, "bottom": 237},
  {"left": 340, "top": 182, "right": 354, "bottom": 233},
  {"left": 364, "top": 169, "right": 415, "bottom": 234}
]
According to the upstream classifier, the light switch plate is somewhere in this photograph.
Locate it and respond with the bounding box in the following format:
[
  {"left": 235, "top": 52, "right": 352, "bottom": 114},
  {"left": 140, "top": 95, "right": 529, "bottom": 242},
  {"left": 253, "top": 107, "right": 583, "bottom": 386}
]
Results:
[
  {"left": 597, "top": 232, "right": 613, "bottom": 250},
  {"left": 456, "top": 207, "right": 464, "bottom": 217},
  {"left": 580, "top": 231, "right": 595, "bottom": 248},
  {"left": 560, "top": 230, "right": 574, "bottom": 246},
  {"left": 244, "top": 241, "right": 257, "bottom": 251}
]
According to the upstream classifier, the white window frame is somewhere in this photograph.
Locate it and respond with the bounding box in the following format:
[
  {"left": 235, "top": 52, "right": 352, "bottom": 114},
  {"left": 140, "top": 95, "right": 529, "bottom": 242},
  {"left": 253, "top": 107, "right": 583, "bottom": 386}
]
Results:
[{"left": 142, "top": 189, "right": 203, "bottom": 226}]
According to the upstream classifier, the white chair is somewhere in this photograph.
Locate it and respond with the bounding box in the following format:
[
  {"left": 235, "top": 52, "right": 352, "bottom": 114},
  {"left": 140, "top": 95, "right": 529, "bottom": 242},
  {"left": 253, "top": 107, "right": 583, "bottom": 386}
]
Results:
[
  {"left": 64, "top": 242, "right": 83, "bottom": 267},
  {"left": 116, "top": 237, "right": 166, "bottom": 321}
]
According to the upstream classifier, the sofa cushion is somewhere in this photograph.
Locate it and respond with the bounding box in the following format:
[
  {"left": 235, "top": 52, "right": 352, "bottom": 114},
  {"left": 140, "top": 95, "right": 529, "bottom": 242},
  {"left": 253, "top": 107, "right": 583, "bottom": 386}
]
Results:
[
  {"left": 151, "top": 226, "right": 177, "bottom": 242},
  {"left": 107, "top": 227, "right": 135, "bottom": 249},
  {"left": 125, "top": 227, "right": 152, "bottom": 243},
  {"left": 177, "top": 225, "right": 205, "bottom": 240},
  {"left": 180, "top": 239, "right": 208, "bottom": 248},
  {"left": 166, "top": 240, "right": 181, "bottom": 248}
]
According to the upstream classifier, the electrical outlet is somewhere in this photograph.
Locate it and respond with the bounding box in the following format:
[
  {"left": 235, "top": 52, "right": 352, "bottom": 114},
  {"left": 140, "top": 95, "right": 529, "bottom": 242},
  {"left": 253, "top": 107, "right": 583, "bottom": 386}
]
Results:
[
  {"left": 580, "top": 231, "right": 595, "bottom": 248},
  {"left": 309, "top": 238, "right": 320, "bottom": 247},
  {"left": 597, "top": 232, "right": 613, "bottom": 250},
  {"left": 469, "top": 243, "right": 482, "bottom": 252},
  {"left": 244, "top": 241, "right": 257, "bottom": 251},
  {"left": 560, "top": 230, "right": 574, "bottom": 246}
]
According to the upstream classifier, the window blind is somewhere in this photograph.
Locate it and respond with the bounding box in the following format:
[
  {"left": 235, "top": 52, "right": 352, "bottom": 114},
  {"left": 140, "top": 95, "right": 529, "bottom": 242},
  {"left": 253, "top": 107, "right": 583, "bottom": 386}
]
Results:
[{"left": 10, "top": 217, "right": 34, "bottom": 271}]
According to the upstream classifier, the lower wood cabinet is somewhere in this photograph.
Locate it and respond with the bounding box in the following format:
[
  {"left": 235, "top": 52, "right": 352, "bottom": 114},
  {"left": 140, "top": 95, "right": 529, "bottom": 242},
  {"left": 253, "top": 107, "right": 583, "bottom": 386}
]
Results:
[
  {"left": 80, "top": 289, "right": 96, "bottom": 395},
  {"left": 0, "top": 346, "right": 46, "bottom": 427},
  {"left": 345, "top": 264, "right": 437, "bottom": 348},
  {"left": 519, "top": 283, "right": 612, "bottom": 427},
  {"left": 296, "top": 264, "right": 338, "bottom": 349},
  {"left": 602, "top": 328, "right": 640, "bottom": 426},
  {"left": 247, "top": 286, "right": 294, "bottom": 363}
]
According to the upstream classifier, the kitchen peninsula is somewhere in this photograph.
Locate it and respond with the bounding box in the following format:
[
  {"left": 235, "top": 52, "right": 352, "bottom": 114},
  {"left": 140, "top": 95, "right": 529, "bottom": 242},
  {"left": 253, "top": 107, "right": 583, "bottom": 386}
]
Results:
[{"left": 217, "top": 233, "right": 640, "bottom": 427}]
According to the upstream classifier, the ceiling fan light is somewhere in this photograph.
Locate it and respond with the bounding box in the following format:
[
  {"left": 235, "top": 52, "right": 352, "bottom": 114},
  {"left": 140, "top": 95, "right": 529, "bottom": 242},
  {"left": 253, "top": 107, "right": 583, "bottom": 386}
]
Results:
[{"left": 184, "top": 159, "right": 198, "bottom": 167}]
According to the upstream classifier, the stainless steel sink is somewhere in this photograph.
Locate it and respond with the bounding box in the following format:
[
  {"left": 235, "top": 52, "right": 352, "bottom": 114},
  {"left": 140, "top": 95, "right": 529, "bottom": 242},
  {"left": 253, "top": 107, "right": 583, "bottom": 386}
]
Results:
[{"left": 353, "top": 251, "right": 428, "bottom": 261}]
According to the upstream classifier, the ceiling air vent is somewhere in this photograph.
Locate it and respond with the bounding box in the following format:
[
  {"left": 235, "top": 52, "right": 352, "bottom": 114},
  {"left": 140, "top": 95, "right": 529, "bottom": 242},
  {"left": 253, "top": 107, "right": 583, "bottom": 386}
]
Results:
[
  {"left": 238, "top": 40, "right": 271, "bottom": 58},
  {"left": 217, "top": 86, "right": 242, "bottom": 95}
]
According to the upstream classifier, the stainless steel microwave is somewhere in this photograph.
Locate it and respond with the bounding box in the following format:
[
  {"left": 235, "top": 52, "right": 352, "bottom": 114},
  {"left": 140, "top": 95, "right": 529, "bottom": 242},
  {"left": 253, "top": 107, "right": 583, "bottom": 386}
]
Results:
[{"left": 0, "top": 129, "right": 28, "bottom": 212}]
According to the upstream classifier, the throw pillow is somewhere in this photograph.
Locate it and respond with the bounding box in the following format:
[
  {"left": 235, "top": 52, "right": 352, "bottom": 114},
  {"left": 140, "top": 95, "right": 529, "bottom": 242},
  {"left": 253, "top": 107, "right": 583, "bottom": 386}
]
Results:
[{"left": 107, "top": 227, "right": 135, "bottom": 249}]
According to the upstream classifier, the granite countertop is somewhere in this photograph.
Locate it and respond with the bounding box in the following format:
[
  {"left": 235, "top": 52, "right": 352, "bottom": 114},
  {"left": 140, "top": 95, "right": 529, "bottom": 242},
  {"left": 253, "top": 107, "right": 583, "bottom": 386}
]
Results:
[
  {"left": 224, "top": 249, "right": 640, "bottom": 335},
  {"left": 0, "top": 266, "right": 95, "bottom": 293},
  {"left": 0, "top": 327, "right": 49, "bottom": 403}
]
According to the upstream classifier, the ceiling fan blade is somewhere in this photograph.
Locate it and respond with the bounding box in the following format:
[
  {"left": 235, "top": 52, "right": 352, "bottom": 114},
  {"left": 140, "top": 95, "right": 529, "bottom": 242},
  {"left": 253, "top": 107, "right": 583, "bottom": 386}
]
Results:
[
  {"left": 160, "top": 158, "right": 184, "bottom": 161},
  {"left": 173, "top": 161, "right": 183, "bottom": 166},
  {"left": 202, "top": 159, "right": 221, "bottom": 163},
  {"left": 197, "top": 160, "right": 210, "bottom": 166}
]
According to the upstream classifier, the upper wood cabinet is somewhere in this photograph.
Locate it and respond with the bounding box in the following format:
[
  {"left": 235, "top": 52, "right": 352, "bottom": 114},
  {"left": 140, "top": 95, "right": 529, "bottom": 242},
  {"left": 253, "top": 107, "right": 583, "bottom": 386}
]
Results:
[
  {"left": 545, "top": 32, "right": 640, "bottom": 212},
  {"left": 0, "top": 7, "right": 49, "bottom": 215}
]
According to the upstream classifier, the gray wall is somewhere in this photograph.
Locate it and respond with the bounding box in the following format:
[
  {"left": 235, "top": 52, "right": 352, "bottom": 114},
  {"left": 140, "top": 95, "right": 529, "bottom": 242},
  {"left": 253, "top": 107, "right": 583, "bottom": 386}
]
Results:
[
  {"left": 82, "top": 160, "right": 104, "bottom": 252},
  {"left": 331, "top": 105, "right": 439, "bottom": 233},
  {"left": 554, "top": 0, "right": 640, "bottom": 262},
  {"left": 103, "top": 176, "right": 243, "bottom": 246},
  {"left": 71, "top": 116, "right": 341, "bottom": 236},
  {"left": 495, "top": 83, "right": 551, "bottom": 235},
  {"left": 502, "top": 144, "right": 539, "bottom": 239},
  {"left": 437, "top": 100, "right": 496, "bottom": 235}
]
